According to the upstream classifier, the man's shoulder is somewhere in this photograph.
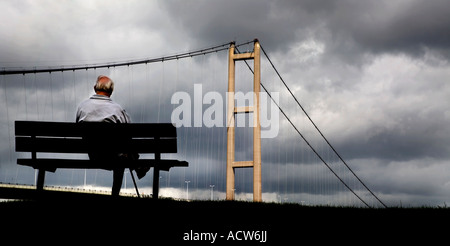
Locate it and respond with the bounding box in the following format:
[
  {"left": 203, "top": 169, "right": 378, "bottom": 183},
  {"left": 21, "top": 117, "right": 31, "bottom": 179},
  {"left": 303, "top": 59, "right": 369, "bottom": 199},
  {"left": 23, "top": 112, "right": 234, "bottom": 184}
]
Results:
[
  {"left": 77, "top": 98, "right": 92, "bottom": 110},
  {"left": 105, "top": 99, "right": 126, "bottom": 111}
]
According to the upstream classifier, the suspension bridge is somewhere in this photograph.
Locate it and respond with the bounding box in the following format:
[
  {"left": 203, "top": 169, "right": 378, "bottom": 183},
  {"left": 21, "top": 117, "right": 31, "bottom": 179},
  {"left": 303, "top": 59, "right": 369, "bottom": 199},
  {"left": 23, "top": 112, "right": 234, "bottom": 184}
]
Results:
[{"left": 0, "top": 40, "right": 387, "bottom": 208}]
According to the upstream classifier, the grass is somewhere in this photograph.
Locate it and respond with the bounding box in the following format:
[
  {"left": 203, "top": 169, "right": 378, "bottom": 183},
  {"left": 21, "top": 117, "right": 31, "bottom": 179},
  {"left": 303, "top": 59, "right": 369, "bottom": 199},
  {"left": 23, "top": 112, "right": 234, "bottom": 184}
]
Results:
[{"left": 1, "top": 193, "right": 450, "bottom": 244}]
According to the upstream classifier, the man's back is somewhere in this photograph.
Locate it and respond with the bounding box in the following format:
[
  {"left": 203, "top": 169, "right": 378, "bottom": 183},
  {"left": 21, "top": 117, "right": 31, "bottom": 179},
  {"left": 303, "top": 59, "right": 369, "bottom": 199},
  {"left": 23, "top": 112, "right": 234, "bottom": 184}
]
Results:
[{"left": 76, "top": 94, "right": 130, "bottom": 123}]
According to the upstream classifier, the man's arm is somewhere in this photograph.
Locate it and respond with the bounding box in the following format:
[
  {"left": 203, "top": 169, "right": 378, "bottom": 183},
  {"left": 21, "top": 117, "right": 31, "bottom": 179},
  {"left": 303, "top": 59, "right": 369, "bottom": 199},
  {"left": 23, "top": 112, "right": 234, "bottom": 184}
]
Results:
[
  {"left": 122, "top": 109, "right": 131, "bottom": 123},
  {"left": 75, "top": 107, "right": 82, "bottom": 123}
]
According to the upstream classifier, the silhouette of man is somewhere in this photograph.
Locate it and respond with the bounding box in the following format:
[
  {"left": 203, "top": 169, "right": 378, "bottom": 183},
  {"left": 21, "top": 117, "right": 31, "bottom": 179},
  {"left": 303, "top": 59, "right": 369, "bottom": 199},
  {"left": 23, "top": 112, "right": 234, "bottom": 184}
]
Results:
[{"left": 76, "top": 75, "right": 147, "bottom": 196}]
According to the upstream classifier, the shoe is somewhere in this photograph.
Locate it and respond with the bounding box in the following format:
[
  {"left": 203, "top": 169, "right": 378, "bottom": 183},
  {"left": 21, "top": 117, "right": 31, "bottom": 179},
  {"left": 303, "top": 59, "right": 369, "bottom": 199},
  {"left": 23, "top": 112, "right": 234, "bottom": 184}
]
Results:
[{"left": 135, "top": 167, "right": 150, "bottom": 179}]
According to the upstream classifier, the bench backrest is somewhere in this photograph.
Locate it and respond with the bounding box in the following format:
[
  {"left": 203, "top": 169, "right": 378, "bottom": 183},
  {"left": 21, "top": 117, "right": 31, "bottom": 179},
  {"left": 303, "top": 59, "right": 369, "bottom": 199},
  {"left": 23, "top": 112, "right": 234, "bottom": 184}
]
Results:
[{"left": 15, "top": 121, "right": 178, "bottom": 154}]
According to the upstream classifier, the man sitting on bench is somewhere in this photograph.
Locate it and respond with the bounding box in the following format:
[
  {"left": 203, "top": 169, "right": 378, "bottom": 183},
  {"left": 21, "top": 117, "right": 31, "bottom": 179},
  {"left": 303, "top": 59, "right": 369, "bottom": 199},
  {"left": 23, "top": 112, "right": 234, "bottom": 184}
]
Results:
[{"left": 76, "top": 75, "right": 149, "bottom": 196}]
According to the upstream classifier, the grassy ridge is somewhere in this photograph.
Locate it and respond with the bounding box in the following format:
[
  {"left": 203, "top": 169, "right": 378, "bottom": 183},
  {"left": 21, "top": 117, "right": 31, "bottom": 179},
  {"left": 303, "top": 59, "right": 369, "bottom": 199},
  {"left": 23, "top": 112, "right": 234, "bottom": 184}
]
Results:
[{"left": 1, "top": 197, "right": 450, "bottom": 244}]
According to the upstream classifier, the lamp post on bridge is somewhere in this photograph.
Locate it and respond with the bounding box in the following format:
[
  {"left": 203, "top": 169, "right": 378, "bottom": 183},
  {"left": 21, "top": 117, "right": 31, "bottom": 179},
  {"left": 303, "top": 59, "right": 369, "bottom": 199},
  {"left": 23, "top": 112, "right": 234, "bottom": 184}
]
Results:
[
  {"left": 185, "top": 180, "right": 190, "bottom": 200},
  {"left": 210, "top": 185, "right": 215, "bottom": 200}
]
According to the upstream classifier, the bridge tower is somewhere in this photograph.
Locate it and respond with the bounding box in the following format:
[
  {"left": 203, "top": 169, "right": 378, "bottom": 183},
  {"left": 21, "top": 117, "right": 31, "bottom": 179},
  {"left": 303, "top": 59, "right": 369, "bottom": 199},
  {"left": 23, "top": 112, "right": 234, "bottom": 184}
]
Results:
[{"left": 226, "top": 39, "right": 262, "bottom": 202}]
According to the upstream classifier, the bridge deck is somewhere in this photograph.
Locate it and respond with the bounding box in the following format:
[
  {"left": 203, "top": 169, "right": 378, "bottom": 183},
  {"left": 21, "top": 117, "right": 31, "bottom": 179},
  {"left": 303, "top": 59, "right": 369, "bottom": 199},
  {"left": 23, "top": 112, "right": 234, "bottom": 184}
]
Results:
[{"left": 0, "top": 183, "right": 140, "bottom": 200}]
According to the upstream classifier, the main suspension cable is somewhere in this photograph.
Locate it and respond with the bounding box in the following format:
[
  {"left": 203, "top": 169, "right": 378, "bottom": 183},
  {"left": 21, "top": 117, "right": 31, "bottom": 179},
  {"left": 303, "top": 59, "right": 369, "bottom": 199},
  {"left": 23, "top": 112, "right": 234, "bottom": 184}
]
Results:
[
  {"left": 0, "top": 41, "right": 253, "bottom": 75},
  {"left": 259, "top": 44, "right": 387, "bottom": 208}
]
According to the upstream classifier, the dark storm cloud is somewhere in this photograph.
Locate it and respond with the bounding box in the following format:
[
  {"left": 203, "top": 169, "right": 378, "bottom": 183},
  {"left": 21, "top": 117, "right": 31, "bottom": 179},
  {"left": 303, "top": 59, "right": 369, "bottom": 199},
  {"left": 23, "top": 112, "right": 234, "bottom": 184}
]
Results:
[
  {"left": 341, "top": 112, "right": 450, "bottom": 161},
  {"left": 323, "top": 0, "right": 450, "bottom": 60},
  {"left": 161, "top": 0, "right": 450, "bottom": 61},
  {"left": 159, "top": 0, "right": 317, "bottom": 51}
]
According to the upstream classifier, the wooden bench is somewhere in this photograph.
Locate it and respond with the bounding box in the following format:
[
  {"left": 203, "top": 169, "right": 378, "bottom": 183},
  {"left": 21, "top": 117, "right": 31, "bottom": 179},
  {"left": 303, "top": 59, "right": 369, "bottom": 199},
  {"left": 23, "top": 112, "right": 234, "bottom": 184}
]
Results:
[{"left": 14, "top": 121, "right": 188, "bottom": 198}]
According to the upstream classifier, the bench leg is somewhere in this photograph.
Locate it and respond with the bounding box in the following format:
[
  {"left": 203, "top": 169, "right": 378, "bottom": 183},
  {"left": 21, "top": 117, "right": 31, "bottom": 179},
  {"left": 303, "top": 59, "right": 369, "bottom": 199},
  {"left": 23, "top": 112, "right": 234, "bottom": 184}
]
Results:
[
  {"left": 153, "top": 168, "right": 160, "bottom": 199},
  {"left": 36, "top": 169, "right": 45, "bottom": 191},
  {"left": 112, "top": 168, "right": 125, "bottom": 196}
]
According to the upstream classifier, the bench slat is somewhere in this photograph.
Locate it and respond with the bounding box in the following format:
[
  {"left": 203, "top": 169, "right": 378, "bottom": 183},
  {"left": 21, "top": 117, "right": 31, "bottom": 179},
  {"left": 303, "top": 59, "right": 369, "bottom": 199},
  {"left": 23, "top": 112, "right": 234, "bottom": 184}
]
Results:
[
  {"left": 16, "top": 137, "right": 178, "bottom": 154},
  {"left": 15, "top": 121, "right": 177, "bottom": 138}
]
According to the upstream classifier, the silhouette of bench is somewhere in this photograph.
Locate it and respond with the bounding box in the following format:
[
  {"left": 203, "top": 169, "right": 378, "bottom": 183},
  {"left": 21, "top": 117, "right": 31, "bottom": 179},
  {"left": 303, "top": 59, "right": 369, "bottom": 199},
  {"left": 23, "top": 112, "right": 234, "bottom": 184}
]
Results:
[{"left": 15, "top": 121, "right": 188, "bottom": 198}]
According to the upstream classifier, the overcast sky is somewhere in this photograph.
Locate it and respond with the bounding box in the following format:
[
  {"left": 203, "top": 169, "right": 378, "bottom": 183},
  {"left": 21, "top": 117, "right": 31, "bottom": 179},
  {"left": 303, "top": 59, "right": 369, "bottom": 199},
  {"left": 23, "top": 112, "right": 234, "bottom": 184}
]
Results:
[{"left": 1, "top": 0, "right": 450, "bottom": 207}]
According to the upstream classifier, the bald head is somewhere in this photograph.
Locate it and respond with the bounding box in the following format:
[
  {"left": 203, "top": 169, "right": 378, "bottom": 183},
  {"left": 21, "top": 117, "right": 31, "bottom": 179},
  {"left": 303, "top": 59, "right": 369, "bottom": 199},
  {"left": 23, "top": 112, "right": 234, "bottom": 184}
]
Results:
[{"left": 94, "top": 75, "right": 114, "bottom": 97}]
